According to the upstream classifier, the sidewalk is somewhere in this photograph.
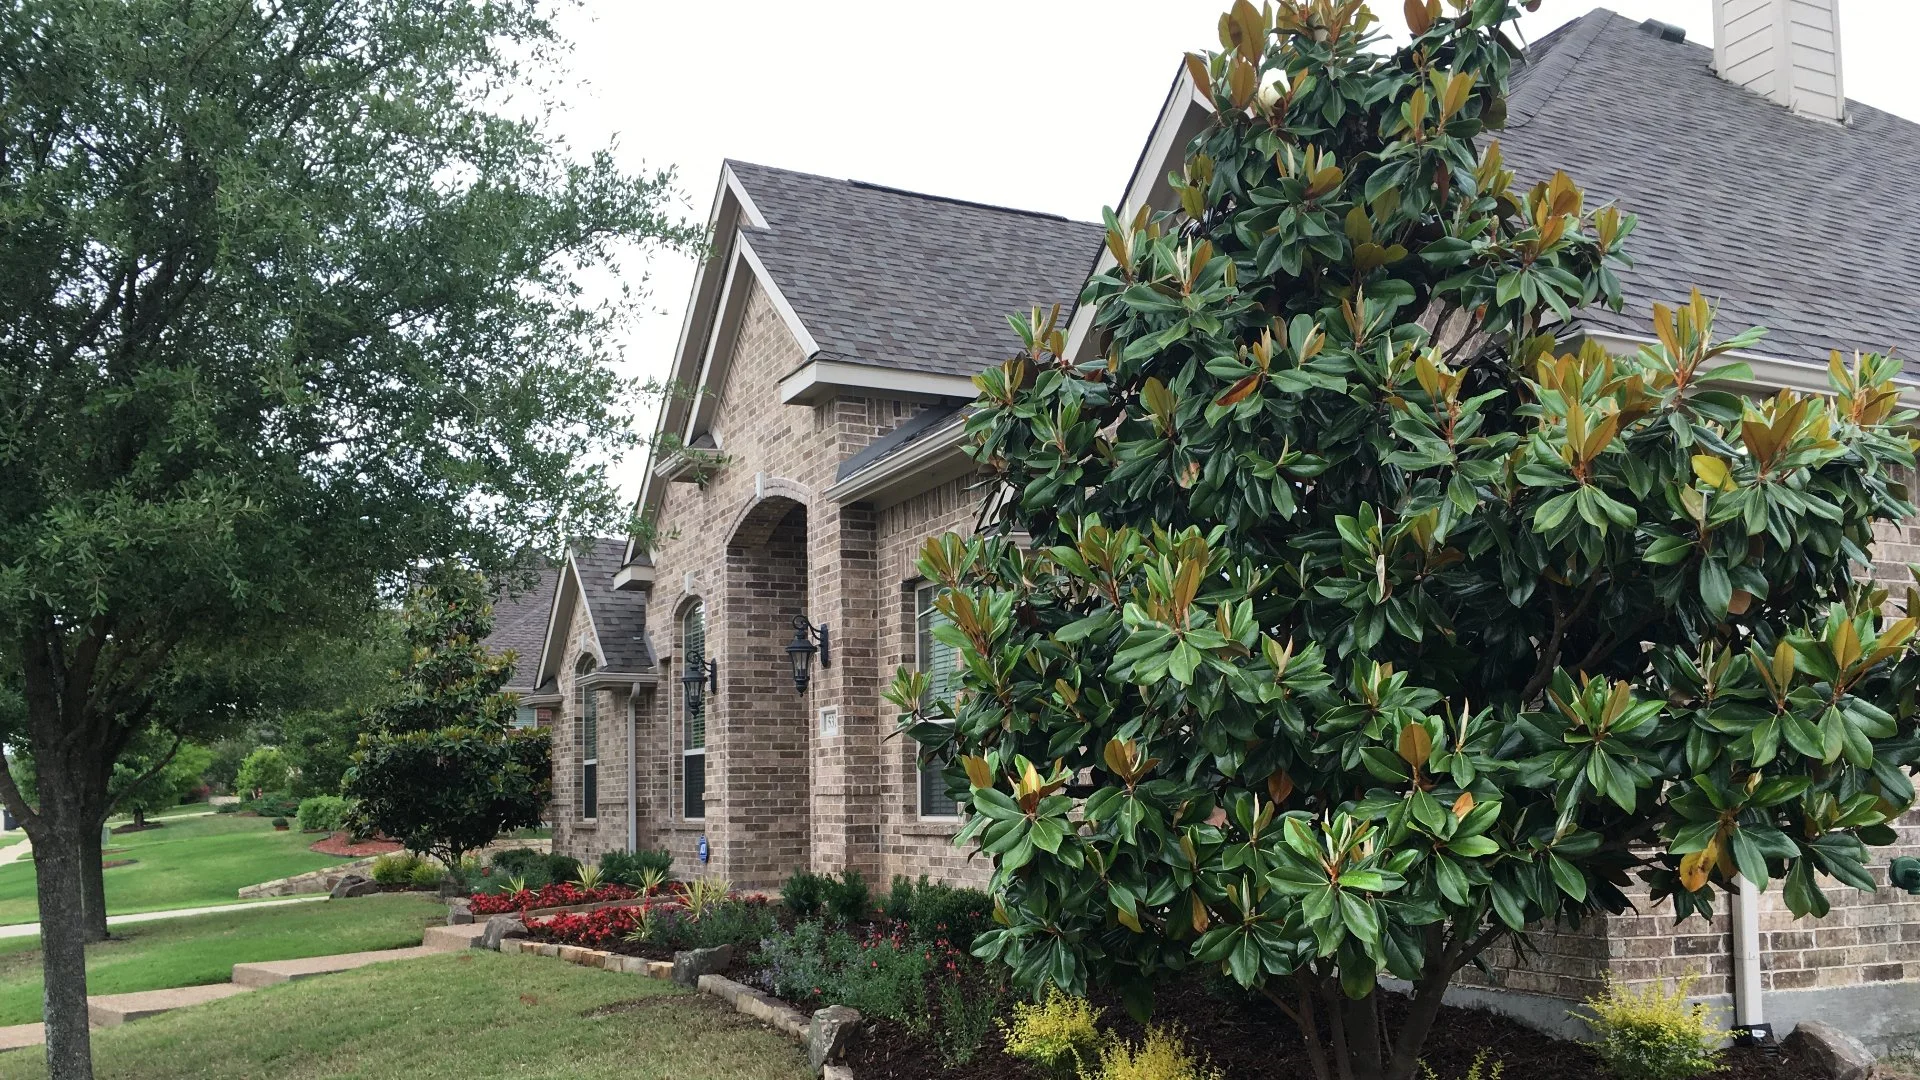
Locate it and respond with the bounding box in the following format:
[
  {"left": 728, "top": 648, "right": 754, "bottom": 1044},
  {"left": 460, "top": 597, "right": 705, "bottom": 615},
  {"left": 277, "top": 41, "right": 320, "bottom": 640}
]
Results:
[{"left": 0, "top": 895, "right": 327, "bottom": 941}]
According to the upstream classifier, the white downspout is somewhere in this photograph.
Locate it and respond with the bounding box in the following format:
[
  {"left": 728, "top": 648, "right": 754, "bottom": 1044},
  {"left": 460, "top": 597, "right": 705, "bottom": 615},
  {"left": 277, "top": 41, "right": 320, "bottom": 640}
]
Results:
[
  {"left": 626, "top": 686, "right": 640, "bottom": 854},
  {"left": 1732, "top": 874, "right": 1765, "bottom": 1036}
]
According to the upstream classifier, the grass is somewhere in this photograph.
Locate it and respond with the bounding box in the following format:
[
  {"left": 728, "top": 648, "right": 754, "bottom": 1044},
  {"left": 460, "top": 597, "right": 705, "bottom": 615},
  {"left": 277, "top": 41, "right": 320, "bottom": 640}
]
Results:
[
  {"left": 0, "top": 950, "right": 814, "bottom": 1079},
  {"left": 0, "top": 812, "right": 359, "bottom": 925},
  {"left": 0, "top": 892, "right": 445, "bottom": 1025}
]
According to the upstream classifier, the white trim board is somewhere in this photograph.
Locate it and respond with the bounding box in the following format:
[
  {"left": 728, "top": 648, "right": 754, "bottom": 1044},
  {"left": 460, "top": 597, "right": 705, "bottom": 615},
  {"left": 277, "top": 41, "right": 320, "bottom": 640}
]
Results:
[{"left": 779, "top": 359, "right": 978, "bottom": 406}]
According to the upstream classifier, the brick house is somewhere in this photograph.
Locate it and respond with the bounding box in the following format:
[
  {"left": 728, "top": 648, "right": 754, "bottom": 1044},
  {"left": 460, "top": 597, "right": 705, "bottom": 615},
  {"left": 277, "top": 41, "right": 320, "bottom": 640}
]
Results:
[{"left": 505, "top": 0, "right": 1920, "bottom": 1052}]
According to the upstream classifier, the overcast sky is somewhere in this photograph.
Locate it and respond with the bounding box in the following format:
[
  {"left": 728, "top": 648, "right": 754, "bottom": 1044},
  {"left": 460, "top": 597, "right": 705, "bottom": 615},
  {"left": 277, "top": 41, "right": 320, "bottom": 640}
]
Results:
[{"left": 549, "top": 1, "right": 1918, "bottom": 499}]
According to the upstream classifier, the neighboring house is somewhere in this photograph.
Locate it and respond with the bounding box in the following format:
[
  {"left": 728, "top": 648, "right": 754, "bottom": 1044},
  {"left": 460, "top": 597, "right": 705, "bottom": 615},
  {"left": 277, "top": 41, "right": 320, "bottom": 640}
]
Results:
[
  {"left": 528, "top": 0, "right": 1920, "bottom": 1051},
  {"left": 483, "top": 560, "right": 565, "bottom": 729}
]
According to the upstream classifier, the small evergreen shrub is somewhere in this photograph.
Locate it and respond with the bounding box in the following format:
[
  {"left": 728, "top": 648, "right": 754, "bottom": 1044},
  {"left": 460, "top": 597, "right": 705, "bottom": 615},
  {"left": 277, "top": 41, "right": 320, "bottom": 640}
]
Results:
[
  {"left": 249, "top": 791, "right": 300, "bottom": 819},
  {"left": 214, "top": 802, "right": 241, "bottom": 814},
  {"left": 824, "top": 869, "right": 870, "bottom": 924},
  {"left": 408, "top": 859, "right": 446, "bottom": 889},
  {"left": 370, "top": 852, "right": 423, "bottom": 886},
  {"left": 269, "top": 816, "right": 289, "bottom": 829},
  {"left": 295, "top": 795, "right": 349, "bottom": 833},
  {"left": 1097, "top": 1025, "right": 1222, "bottom": 1080},
  {"left": 935, "top": 977, "right": 1003, "bottom": 1068},
  {"left": 599, "top": 848, "right": 672, "bottom": 886},
  {"left": 781, "top": 870, "right": 829, "bottom": 919},
  {"left": 907, "top": 879, "right": 993, "bottom": 946},
  {"left": 1001, "top": 987, "right": 1104, "bottom": 1079},
  {"left": 884, "top": 874, "right": 915, "bottom": 922},
  {"left": 1577, "top": 976, "right": 1724, "bottom": 1080}
]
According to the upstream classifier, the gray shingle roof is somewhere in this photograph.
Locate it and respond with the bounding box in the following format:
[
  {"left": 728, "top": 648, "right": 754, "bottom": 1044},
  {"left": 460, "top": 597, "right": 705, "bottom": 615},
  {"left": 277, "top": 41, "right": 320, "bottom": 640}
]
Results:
[
  {"left": 726, "top": 161, "right": 1107, "bottom": 379},
  {"left": 485, "top": 564, "right": 561, "bottom": 693},
  {"left": 571, "top": 537, "right": 655, "bottom": 674},
  {"left": 1501, "top": 9, "right": 1920, "bottom": 370}
]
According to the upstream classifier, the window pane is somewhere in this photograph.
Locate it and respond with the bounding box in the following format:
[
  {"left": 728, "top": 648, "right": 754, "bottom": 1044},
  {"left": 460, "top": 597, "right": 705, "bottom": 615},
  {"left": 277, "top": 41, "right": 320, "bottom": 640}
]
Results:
[
  {"left": 583, "top": 762, "right": 597, "bottom": 819},
  {"left": 684, "top": 602, "right": 706, "bottom": 750},
  {"left": 513, "top": 705, "right": 536, "bottom": 729},
  {"left": 684, "top": 752, "right": 705, "bottom": 820},
  {"left": 583, "top": 690, "right": 597, "bottom": 752},
  {"left": 916, "top": 584, "right": 962, "bottom": 817}
]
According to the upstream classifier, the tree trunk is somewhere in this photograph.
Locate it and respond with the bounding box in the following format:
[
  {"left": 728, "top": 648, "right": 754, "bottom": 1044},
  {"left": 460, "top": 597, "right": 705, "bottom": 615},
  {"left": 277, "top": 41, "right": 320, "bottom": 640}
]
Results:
[
  {"left": 33, "top": 821, "right": 94, "bottom": 1080},
  {"left": 1384, "top": 971, "right": 1456, "bottom": 1080},
  {"left": 79, "top": 825, "right": 108, "bottom": 943},
  {"left": 132, "top": 808, "right": 146, "bottom": 829}
]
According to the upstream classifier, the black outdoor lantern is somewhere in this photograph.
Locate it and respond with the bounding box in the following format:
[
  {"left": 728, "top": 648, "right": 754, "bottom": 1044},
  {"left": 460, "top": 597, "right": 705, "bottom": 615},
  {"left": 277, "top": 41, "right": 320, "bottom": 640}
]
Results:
[
  {"left": 785, "top": 615, "right": 830, "bottom": 693},
  {"left": 680, "top": 657, "right": 718, "bottom": 711}
]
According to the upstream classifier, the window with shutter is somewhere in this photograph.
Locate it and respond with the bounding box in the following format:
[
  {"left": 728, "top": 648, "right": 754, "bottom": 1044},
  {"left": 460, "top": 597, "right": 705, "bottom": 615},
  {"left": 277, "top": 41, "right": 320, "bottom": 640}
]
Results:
[
  {"left": 916, "top": 583, "right": 962, "bottom": 818},
  {"left": 575, "top": 655, "right": 598, "bottom": 820},
  {"left": 682, "top": 602, "right": 706, "bottom": 820}
]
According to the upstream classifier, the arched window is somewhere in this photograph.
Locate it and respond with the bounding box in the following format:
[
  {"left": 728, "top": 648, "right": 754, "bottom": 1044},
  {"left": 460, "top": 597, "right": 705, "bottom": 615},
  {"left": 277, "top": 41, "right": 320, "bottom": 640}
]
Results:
[
  {"left": 682, "top": 602, "right": 706, "bottom": 820},
  {"left": 575, "top": 654, "right": 598, "bottom": 820}
]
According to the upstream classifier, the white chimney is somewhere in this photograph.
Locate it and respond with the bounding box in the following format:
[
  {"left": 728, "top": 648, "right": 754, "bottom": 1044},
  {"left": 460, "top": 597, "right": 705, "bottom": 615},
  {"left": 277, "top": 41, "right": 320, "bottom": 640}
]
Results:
[{"left": 1713, "top": 0, "right": 1847, "bottom": 122}]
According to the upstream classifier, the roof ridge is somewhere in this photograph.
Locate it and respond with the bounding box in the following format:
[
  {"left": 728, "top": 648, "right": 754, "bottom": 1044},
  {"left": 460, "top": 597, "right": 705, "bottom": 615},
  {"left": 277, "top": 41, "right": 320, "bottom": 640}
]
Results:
[
  {"left": 1509, "top": 8, "right": 1619, "bottom": 129},
  {"left": 725, "top": 158, "right": 1097, "bottom": 228}
]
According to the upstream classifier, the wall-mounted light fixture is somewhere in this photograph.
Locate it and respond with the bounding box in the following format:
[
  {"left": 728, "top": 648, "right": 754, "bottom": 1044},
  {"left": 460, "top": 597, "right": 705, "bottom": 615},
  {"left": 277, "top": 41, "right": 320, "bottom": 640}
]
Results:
[
  {"left": 785, "top": 615, "right": 830, "bottom": 693},
  {"left": 680, "top": 657, "right": 718, "bottom": 711}
]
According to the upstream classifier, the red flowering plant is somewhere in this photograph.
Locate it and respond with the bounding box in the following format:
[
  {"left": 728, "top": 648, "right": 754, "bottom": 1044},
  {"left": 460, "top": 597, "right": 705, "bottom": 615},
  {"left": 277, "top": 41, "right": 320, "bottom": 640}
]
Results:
[{"left": 468, "top": 881, "right": 636, "bottom": 916}]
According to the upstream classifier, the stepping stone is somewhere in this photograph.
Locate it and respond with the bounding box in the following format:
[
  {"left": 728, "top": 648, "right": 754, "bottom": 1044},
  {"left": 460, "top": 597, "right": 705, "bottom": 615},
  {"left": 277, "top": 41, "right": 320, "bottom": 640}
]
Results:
[
  {"left": 0, "top": 1023, "right": 41, "bottom": 1051},
  {"left": 89, "top": 983, "right": 251, "bottom": 1027},
  {"left": 231, "top": 945, "right": 439, "bottom": 988},
  {"left": 421, "top": 922, "right": 489, "bottom": 952}
]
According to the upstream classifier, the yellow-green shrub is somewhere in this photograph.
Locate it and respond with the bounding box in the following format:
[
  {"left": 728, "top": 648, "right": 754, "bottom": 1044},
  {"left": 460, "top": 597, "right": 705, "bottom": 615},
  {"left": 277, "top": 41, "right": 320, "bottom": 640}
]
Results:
[
  {"left": 1000, "top": 987, "right": 1103, "bottom": 1079},
  {"left": 1422, "top": 1049, "right": 1505, "bottom": 1080},
  {"left": 1096, "top": 1025, "right": 1221, "bottom": 1080},
  {"left": 1576, "top": 975, "right": 1723, "bottom": 1080}
]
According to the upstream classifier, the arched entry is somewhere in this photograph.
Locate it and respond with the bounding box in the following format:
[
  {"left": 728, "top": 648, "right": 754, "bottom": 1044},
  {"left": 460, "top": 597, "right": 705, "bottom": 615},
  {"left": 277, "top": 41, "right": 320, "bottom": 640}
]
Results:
[{"left": 716, "top": 489, "right": 812, "bottom": 887}]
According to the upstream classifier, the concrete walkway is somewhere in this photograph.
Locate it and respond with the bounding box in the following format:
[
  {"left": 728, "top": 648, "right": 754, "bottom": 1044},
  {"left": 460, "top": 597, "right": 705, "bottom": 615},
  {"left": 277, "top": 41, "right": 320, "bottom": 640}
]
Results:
[
  {"left": 0, "top": 894, "right": 328, "bottom": 941},
  {"left": 0, "top": 918, "right": 467, "bottom": 1049},
  {"left": 0, "top": 837, "right": 29, "bottom": 869}
]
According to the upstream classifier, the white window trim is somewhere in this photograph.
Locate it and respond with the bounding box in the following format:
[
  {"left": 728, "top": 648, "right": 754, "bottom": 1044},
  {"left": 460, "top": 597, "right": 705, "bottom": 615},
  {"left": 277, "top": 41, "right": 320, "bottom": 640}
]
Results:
[
  {"left": 682, "top": 603, "right": 707, "bottom": 823},
  {"left": 914, "top": 582, "right": 962, "bottom": 822},
  {"left": 581, "top": 686, "right": 599, "bottom": 823}
]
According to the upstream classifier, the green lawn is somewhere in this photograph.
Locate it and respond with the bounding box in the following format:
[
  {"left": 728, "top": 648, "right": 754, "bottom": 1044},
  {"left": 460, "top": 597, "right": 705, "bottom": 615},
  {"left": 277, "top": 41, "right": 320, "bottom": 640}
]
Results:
[
  {"left": 0, "top": 950, "right": 813, "bottom": 1079},
  {"left": 0, "top": 812, "right": 358, "bottom": 924},
  {"left": 0, "top": 893, "right": 445, "bottom": 1025}
]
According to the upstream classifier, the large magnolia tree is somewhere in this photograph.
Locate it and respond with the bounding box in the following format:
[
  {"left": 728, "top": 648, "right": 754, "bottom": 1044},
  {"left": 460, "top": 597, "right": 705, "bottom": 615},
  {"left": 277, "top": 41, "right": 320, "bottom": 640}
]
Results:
[
  {"left": 891, "top": 3, "right": 1920, "bottom": 1078},
  {"left": 0, "top": 1, "right": 694, "bottom": 1076}
]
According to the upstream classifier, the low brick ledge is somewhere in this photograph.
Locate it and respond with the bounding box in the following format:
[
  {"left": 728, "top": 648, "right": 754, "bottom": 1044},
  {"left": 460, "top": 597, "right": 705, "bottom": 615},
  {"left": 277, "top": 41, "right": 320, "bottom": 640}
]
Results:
[{"left": 498, "top": 937, "right": 849, "bottom": 1078}]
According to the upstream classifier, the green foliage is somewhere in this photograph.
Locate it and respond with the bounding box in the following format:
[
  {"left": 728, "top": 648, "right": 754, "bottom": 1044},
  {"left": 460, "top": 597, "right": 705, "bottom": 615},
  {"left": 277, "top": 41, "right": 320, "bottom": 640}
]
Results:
[
  {"left": 214, "top": 803, "right": 241, "bottom": 815},
  {"left": 1422, "top": 1050, "right": 1504, "bottom": 1080},
  {"left": 600, "top": 849, "right": 673, "bottom": 887},
  {"left": 1096, "top": 1026, "right": 1221, "bottom": 1080},
  {"left": 408, "top": 860, "right": 447, "bottom": 890},
  {"left": 1001, "top": 987, "right": 1105, "bottom": 1079},
  {"left": 935, "top": 976, "right": 1005, "bottom": 1068},
  {"left": 683, "top": 877, "right": 733, "bottom": 922},
  {"left": 344, "top": 725, "right": 549, "bottom": 869},
  {"left": 234, "top": 748, "right": 292, "bottom": 799},
  {"left": 345, "top": 568, "right": 553, "bottom": 867},
  {"left": 885, "top": 875, "right": 916, "bottom": 921},
  {"left": 269, "top": 817, "right": 289, "bottom": 829},
  {"left": 781, "top": 871, "right": 831, "bottom": 919},
  {"left": 370, "top": 853, "right": 423, "bottom": 888},
  {"left": 486, "top": 847, "right": 578, "bottom": 892},
  {"left": 1577, "top": 977, "right": 1723, "bottom": 1080},
  {"left": 890, "top": 3, "right": 1920, "bottom": 1077},
  {"left": 111, "top": 737, "right": 215, "bottom": 825},
  {"left": 823, "top": 870, "right": 872, "bottom": 924},
  {"left": 204, "top": 740, "right": 256, "bottom": 796},
  {"left": 757, "top": 922, "right": 928, "bottom": 1027},
  {"left": 573, "top": 864, "right": 604, "bottom": 890},
  {"left": 905, "top": 878, "right": 995, "bottom": 947},
  {"left": 247, "top": 792, "right": 301, "bottom": 820},
  {"left": 295, "top": 796, "right": 350, "bottom": 834}
]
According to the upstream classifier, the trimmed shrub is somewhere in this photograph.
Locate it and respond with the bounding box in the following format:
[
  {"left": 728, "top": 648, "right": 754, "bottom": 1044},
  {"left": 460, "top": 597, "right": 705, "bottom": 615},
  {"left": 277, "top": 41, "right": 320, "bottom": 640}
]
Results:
[
  {"left": 1001, "top": 987, "right": 1104, "bottom": 1079},
  {"left": 248, "top": 791, "right": 300, "bottom": 819},
  {"left": 884, "top": 874, "right": 915, "bottom": 922},
  {"left": 823, "top": 869, "right": 870, "bottom": 924},
  {"left": 1577, "top": 976, "right": 1724, "bottom": 1080},
  {"left": 370, "top": 851, "right": 423, "bottom": 887},
  {"left": 269, "top": 816, "right": 290, "bottom": 829},
  {"left": 215, "top": 802, "right": 241, "bottom": 814},
  {"left": 908, "top": 879, "right": 993, "bottom": 947},
  {"left": 295, "top": 795, "right": 349, "bottom": 833},
  {"left": 599, "top": 848, "right": 672, "bottom": 886},
  {"left": 781, "top": 870, "right": 829, "bottom": 919}
]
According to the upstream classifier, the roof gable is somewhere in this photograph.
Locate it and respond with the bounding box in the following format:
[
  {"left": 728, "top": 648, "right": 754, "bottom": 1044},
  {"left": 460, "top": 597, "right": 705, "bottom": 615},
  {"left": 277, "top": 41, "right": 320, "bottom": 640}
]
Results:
[
  {"left": 534, "top": 537, "right": 656, "bottom": 685},
  {"left": 725, "top": 161, "right": 1105, "bottom": 380}
]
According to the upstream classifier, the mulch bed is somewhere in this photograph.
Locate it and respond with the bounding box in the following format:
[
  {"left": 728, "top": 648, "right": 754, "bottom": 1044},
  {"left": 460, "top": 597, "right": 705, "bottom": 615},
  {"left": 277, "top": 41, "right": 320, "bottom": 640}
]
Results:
[
  {"left": 307, "top": 831, "right": 401, "bottom": 857},
  {"left": 840, "top": 973, "right": 1819, "bottom": 1080},
  {"left": 110, "top": 821, "right": 164, "bottom": 834},
  {"left": 99, "top": 859, "right": 137, "bottom": 870}
]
